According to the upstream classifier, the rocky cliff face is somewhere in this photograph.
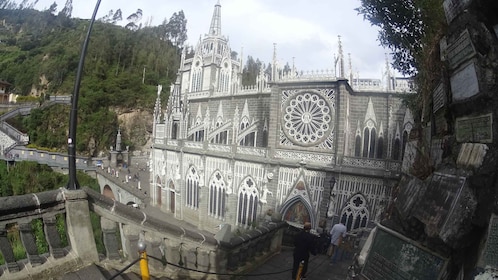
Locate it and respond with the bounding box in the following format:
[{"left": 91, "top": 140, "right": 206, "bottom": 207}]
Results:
[
  {"left": 114, "top": 108, "right": 154, "bottom": 154},
  {"left": 382, "top": 0, "right": 498, "bottom": 279}
]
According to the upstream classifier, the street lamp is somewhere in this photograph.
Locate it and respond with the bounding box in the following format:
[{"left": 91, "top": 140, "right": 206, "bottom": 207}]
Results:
[{"left": 67, "top": 0, "right": 101, "bottom": 190}]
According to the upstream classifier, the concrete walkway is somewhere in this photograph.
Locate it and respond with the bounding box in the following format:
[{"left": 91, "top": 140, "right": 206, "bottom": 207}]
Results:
[{"left": 239, "top": 246, "right": 353, "bottom": 280}]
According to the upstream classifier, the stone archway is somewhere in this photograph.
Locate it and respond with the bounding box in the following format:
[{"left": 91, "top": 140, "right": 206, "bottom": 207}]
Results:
[{"left": 103, "top": 185, "right": 115, "bottom": 200}]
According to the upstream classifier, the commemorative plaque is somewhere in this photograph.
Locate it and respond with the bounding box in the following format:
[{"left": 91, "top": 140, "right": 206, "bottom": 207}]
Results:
[
  {"left": 362, "top": 224, "right": 448, "bottom": 280},
  {"left": 432, "top": 82, "right": 446, "bottom": 113},
  {"left": 450, "top": 61, "right": 480, "bottom": 101},
  {"left": 455, "top": 113, "right": 493, "bottom": 143},
  {"left": 443, "top": 0, "right": 472, "bottom": 23},
  {"left": 412, "top": 172, "right": 466, "bottom": 234},
  {"left": 446, "top": 29, "right": 476, "bottom": 70}
]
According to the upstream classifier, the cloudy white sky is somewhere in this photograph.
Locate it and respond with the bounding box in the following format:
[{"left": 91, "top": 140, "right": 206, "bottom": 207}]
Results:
[{"left": 35, "top": 0, "right": 394, "bottom": 79}]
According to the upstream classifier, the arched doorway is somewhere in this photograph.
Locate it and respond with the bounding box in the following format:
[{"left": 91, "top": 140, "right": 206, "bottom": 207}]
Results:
[{"left": 103, "top": 185, "right": 115, "bottom": 200}]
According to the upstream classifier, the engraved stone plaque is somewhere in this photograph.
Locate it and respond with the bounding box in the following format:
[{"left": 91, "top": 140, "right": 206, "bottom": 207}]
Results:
[
  {"left": 362, "top": 225, "right": 448, "bottom": 280},
  {"left": 446, "top": 29, "right": 476, "bottom": 70},
  {"left": 432, "top": 82, "right": 446, "bottom": 113},
  {"left": 443, "top": 0, "right": 472, "bottom": 23},
  {"left": 412, "top": 172, "right": 466, "bottom": 234},
  {"left": 455, "top": 113, "right": 493, "bottom": 143},
  {"left": 450, "top": 61, "right": 480, "bottom": 101},
  {"left": 478, "top": 214, "right": 498, "bottom": 269}
]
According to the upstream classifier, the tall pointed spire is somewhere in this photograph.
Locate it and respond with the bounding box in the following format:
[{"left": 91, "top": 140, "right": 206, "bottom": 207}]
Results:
[
  {"left": 209, "top": 0, "right": 222, "bottom": 36},
  {"left": 385, "top": 53, "right": 392, "bottom": 91},
  {"left": 338, "top": 35, "right": 345, "bottom": 78},
  {"left": 272, "top": 43, "right": 278, "bottom": 81}
]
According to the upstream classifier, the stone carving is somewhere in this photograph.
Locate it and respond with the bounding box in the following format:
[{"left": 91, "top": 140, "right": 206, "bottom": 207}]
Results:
[
  {"left": 342, "top": 157, "right": 386, "bottom": 169},
  {"left": 274, "top": 150, "right": 334, "bottom": 163},
  {"left": 282, "top": 92, "right": 332, "bottom": 146},
  {"left": 260, "top": 184, "right": 273, "bottom": 204}
]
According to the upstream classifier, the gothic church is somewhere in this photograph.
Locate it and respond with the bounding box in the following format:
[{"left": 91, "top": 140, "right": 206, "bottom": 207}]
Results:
[{"left": 150, "top": 1, "right": 413, "bottom": 234}]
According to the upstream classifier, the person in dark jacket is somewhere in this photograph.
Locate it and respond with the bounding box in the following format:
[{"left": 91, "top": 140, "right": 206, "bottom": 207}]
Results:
[{"left": 292, "top": 222, "right": 317, "bottom": 280}]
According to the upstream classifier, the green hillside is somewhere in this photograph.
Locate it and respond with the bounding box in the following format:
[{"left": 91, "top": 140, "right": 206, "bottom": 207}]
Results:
[{"left": 0, "top": 6, "right": 183, "bottom": 155}]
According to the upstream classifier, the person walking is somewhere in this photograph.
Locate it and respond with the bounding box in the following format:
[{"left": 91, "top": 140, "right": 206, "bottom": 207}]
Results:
[
  {"left": 292, "top": 222, "right": 317, "bottom": 280},
  {"left": 328, "top": 221, "right": 347, "bottom": 264}
]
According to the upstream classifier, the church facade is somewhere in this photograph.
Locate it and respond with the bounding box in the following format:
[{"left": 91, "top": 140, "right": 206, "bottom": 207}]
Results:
[{"left": 149, "top": 1, "right": 413, "bottom": 234}]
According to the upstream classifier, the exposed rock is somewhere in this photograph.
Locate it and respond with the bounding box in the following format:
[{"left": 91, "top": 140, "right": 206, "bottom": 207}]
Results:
[{"left": 115, "top": 109, "right": 153, "bottom": 152}]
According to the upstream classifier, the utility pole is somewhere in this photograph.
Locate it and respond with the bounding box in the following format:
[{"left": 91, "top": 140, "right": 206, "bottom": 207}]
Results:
[
  {"left": 142, "top": 66, "right": 146, "bottom": 84},
  {"left": 67, "top": 0, "right": 101, "bottom": 190}
]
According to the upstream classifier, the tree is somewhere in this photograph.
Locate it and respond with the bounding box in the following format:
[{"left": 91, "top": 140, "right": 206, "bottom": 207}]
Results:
[
  {"left": 58, "top": 0, "right": 72, "bottom": 18},
  {"left": 356, "top": 0, "right": 426, "bottom": 76},
  {"left": 242, "top": 56, "right": 262, "bottom": 86},
  {"left": 356, "top": 0, "right": 446, "bottom": 120},
  {"left": 125, "top": 8, "right": 142, "bottom": 31},
  {"left": 165, "top": 11, "right": 187, "bottom": 48},
  {"left": 47, "top": 2, "right": 57, "bottom": 14}
]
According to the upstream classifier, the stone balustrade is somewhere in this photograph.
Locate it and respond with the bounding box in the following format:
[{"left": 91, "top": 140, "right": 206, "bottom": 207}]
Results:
[{"left": 0, "top": 187, "right": 285, "bottom": 279}]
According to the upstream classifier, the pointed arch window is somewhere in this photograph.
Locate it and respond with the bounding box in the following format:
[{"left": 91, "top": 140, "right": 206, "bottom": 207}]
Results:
[
  {"left": 362, "top": 121, "right": 377, "bottom": 158},
  {"left": 354, "top": 135, "right": 361, "bottom": 157},
  {"left": 208, "top": 171, "right": 226, "bottom": 219},
  {"left": 218, "top": 61, "right": 230, "bottom": 93},
  {"left": 237, "top": 177, "right": 259, "bottom": 227},
  {"left": 393, "top": 138, "right": 401, "bottom": 160},
  {"left": 171, "top": 121, "right": 178, "bottom": 139},
  {"left": 186, "top": 167, "right": 200, "bottom": 209},
  {"left": 340, "top": 193, "right": 369, "bottom": 231},
  {"left": 239, "top": 117, "right": 255, "bottom": 146},
  {"left": 191, "top": 62, "right": 203, "bottom": 92},
  {"left": 402, "top": 131, "right": 408, "bottom": 160},
  {"left": 212, "top": 118, "right": 228, "bottom": 144},
  {"left": 376, "top": 136, "right": 384, "bottom": 159}
]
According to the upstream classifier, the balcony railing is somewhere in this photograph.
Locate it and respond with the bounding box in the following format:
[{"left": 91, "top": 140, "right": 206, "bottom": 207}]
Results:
[{"left": 0, "top": 188, "right": 285, "bottom": 279}]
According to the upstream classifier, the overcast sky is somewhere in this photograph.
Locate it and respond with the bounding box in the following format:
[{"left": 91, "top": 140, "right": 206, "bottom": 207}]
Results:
[{"left": 35, "top": 0, "right": 393, "bottom": 79}]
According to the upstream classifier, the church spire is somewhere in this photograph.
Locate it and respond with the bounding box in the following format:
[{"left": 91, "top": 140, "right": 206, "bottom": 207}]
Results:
[
  {"left": 209, "top": 0, "right": 222, "bottom": 36},
  {"left": 337, "top": 35, "right": 345, "bottom": 78}
]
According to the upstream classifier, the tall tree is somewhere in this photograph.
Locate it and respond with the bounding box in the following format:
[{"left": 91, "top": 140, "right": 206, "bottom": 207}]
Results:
[
  {"left": 165, "top": 11, "right": 187, "bottom": 48},
  {"left": 125, "top": 8, "right": 142, "bottom": 31},
  {"left": 58, "top": 0, "right": 72, "bottom": 18},
  {"left": 356, "top": 0, "right": 424, "bottom": 76}
]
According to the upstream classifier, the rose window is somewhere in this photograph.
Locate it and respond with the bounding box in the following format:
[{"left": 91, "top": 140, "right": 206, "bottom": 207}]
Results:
[{"left": 283, "top": 92, "right": 332, "bottom": 145}]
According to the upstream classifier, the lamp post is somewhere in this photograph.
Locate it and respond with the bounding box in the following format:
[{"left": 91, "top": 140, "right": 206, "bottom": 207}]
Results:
[
  {"left": 67, "top": 0, "right": 101, "bottom": 190},
  {"left": 137, "top": 240, "right": 150, "bottom": 280}
]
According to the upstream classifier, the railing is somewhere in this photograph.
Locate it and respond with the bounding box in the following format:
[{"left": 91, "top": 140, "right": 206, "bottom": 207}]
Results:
[
  {"left": 0, "top": 188, "right": 285, "bottom": 279},
  {"left": 0, "top": 189, "right": 99, "bottom": 280},
  {"left": 0, "top": 122, "right": 28, "bottom": 144}
]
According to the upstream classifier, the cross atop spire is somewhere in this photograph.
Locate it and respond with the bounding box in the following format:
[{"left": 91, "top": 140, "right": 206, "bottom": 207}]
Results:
[{"left": 208, "top": 0, "right": 222, "bottom": 36}]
